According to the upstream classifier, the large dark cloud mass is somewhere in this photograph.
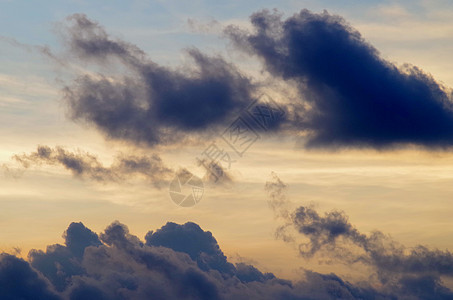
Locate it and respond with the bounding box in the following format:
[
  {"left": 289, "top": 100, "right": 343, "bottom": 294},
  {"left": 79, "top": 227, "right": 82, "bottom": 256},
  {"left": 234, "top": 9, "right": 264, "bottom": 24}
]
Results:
[
  {"left": 61, "top": 10, "right": 453, "bottom": 150},
  {"left": 3, "top": 218, "right": 452, "bottom": 299},
  {"left": 62, "top": 14, "right": 254, "bottom": 146},
  {"left": 226, "top": 9, "right": 453, "bottom": 148},
  {"left": 0, "top": 221, "right": 401, "bottom": 300},
  {"left": 266, "top": 174, "right": 453, "bottom": 299}
]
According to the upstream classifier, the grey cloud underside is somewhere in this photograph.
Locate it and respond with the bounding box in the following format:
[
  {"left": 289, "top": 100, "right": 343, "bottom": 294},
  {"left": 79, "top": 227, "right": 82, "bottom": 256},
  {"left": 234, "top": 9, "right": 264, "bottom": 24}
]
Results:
[
  {"left": 0, "top": 220, "right": 399, "bottom": 300},
  {"left": 63, "top": 14, "right": 255, "bottom": 146},
  {"left": 226, "top": 9, "right": 453, "bottom": 149},
  {"left": 266, "top": 174, "right": 453, "bottom": 299},
  {"left": 13, "top": 145, "right": 173, "bottom": 187}
]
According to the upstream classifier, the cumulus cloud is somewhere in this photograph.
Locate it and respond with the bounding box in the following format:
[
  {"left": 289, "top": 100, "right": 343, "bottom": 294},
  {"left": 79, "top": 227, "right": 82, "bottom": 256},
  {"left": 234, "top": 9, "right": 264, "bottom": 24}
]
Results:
[
  {"left": 0, "top": 220, "right": 399, "bottom": 300},
  {"left": 0, "top": 254, "right": 61, "bottom": 300},
  {"left": 266, "top": 173, "right": 453, "bottom": 298},
  {"left": 61, "top": 13, "right": 255, "bottom": 147},
  {"left": 145, "top": 221, "right": 237, "bottom": 275},
  {"left": 28, "top": 222, "right": 101, "bottom": 292},
  {"left": 226, "top": 9, "right": 453, "bottom": 149},
  {"left": 12, "top": 145, "right": 173, "bottom": 187}
]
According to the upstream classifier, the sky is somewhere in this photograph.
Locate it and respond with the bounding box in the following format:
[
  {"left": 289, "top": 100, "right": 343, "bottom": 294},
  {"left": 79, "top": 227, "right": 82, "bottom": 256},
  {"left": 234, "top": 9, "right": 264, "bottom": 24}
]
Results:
[{"left": 1, "top": 0, "right": 453, "bottom": 299}]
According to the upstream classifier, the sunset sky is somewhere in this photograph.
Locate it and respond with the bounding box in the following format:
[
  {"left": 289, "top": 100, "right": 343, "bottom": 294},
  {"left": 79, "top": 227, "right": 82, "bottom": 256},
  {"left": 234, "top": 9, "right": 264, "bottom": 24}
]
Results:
[{"left": 1, "top": 1, "right": 453, "bottom": 299}]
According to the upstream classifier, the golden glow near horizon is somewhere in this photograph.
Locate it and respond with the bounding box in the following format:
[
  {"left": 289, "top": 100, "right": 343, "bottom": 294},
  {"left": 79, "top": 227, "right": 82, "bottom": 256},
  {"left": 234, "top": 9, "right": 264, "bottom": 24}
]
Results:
[{"left": 2, "top": 135, "right": 453, "bottom": 280}]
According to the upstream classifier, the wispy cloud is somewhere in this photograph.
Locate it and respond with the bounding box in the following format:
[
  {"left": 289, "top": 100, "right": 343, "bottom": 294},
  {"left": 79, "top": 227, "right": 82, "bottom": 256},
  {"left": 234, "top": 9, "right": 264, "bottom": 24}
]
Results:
[
  {"left": 266, "top": 173, "right": 453, "bottom": 299},
  {"left": 10, "top": 145, "right": 173, "bottom": 188}
]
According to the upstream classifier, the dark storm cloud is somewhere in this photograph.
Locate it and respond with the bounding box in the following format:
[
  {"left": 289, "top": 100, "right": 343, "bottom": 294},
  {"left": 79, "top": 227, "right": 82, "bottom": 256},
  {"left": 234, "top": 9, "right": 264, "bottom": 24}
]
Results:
[
  {"left": 266, "top": 174, "right": 453, "bottom": 299},
  {"left": 226, "top": 9, "right": 453, "bottom": 148},
  {"left": 61, "top": 11, "right": 453, "bottom": 150},
  {"left": 29, "top": 222, "right": 101, "bottom": 292},
  {"left": 13, "top": 145, "right": 173, "bottom": 187},
  {"left": 0, "top": 254, "right": 61, "bottom": 300},
  {"left": 63, "top": 222, "right": 102, "bottom": 258},
  {"left": 145, "top": 221, "right": 237, "bottom": 275},
  {"left": 1, "top": 221, "right": 397, "bottom": 300},
  {"left": 398, "top": 275, "right": 453, "bottom": 300},
  {"left": 62, "top": 14, "right": 255, "bottom": 146}
]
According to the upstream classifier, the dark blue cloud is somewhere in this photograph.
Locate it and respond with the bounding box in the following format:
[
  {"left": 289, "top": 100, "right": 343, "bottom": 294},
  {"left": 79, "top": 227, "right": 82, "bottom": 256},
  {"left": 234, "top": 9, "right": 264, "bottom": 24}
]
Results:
[
  {"left": 63, "top": 10, "right": 453, "bottom": 150},
  {"left": 226, "top": 9, "right": 453, "bottom": 148},
  {"left": 29, "top": 244, "right": 84, "bottom": 292},
  {"left": 145, "top": 221, "right": 236, "bottom": 275},
  {"left": 29, "top": 222, "right": 101, "bottom": 291},
  {"left": 62, "top": 14, "right": 255, "bottom": 146},
  {"left": 0, "top": 254, "right": 61, "bottom": 300},
  {"left": 398, "top": 275, "right": 453, "bottom": 300},
  {"left": 67, "top": 282, "right": 108, "bottom": 300},
  {"left": 0, "top": 221, "right": 398, "bottom": 300},
  {"left": 64, "top": 222, "right": 102, "bottom": 259},
  {"left": 235, "top": 263, "right": 277, "bottom": 283},
  {"left": 145, "top": 222, "right": 294, "bottom": 287}
]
